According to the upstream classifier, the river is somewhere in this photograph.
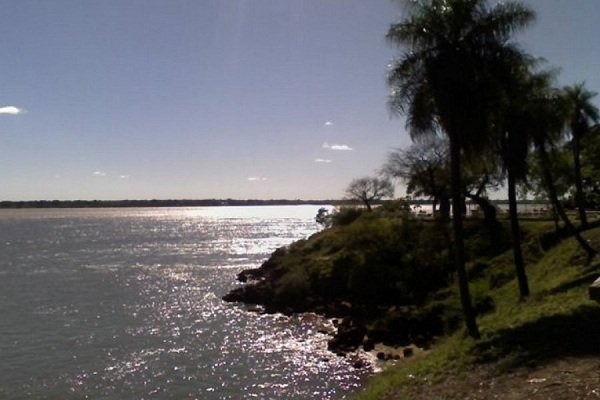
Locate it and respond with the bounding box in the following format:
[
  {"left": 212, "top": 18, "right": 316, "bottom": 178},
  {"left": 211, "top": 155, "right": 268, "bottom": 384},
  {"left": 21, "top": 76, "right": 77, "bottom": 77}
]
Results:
[{"left": 0, "top": 206, "right": 367, "bottom": 399}]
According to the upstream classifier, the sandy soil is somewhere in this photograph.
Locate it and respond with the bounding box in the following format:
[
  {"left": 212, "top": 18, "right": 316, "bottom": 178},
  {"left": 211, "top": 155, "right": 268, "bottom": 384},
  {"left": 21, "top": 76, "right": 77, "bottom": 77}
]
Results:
[{"left": 386, "top": 357, "right": 600, "bottom": 399}]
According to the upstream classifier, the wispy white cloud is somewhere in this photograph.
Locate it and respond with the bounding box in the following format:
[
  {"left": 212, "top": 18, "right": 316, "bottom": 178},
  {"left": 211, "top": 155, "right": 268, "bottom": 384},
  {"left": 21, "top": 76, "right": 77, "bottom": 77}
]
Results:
[
  {"left": 324, "top": 121, "right": 334, "bottom": 127},
  {"left": 322, "top": 142, "right": 353, "bottom": 151},
  {"left": 93, "top": 171, "right": 107, "bottom": 177},
  {"left": 314, "top": 158, "right": 333, "bottom": 163},
  {"left": 119, "top": 175, "right": 130, "bottom": 179},
  {"left": 0, "top": 106, "right": 24, "bottom": 115},
  {"left": 247, "top": 176, "right": 268, "bottom": 181}
]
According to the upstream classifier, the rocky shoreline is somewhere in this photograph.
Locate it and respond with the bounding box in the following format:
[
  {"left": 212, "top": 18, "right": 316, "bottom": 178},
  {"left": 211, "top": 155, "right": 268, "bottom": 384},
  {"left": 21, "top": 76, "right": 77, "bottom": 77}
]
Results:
[
  {"left": 221, "top": 207, "right": 475, "bottom": 367},
  {"left": 223, "top": 265, "right": 363, "bottom": 358},
  {"left": 223, "top": 256, "right": 443, "bottom": 364}
]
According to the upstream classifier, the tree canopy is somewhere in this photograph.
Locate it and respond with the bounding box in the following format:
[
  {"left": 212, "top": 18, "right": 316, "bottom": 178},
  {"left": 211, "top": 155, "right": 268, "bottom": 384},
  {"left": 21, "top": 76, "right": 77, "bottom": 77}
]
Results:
[
  {"left": 345, "top": 177, "right": 394, "bottom": 211},
  {"left": 386, "top": 0, "right": 536, "bottom": 338}
]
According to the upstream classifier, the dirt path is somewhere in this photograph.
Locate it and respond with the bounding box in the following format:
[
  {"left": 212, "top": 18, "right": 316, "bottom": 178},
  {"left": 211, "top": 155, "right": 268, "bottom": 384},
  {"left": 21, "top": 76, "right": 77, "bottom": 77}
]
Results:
[{"left": 386, "top": 357, "right": 600, "bottom": 399}]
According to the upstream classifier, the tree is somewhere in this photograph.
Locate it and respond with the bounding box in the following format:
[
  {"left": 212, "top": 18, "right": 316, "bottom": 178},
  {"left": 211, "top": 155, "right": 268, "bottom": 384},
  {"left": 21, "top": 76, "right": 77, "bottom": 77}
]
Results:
[
  {"left": 563, "top": 83, "right": 599, "bottom": 228},
  {"left": 387, "top": 0, "right": 534, "bottom": 338},
  {"left": 494, "top": 61, "right": 541, "bottom": 300},
  {"left": 382, "top": 136, "right": 451, "bottom": 220},
  {"left": 383, "top": 136, "right": 502, "bottom": 224},
  {"left": 462, "top": 160, "right": 503, "bottom": 227},
  {"left": 521, "top": 73, "right": 597, "bottom": 261},
  {"left": 345, "top": 177, "right": 394, "bottom": 211},
  {"left": 581, "top": 124, "right": 600, "bottom": 209}
]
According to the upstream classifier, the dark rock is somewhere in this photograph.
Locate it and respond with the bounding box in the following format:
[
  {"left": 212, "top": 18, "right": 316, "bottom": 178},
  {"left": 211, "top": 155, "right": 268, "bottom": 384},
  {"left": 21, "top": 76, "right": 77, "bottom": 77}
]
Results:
[
  {"left": 367, "top": 305, "right": 444, "bottom": 347},
  {"left": 221, "top": 287, "right": 246, "bottom": 303},
  {"left": 352, "top": 358, "right": 367, "bottom": 369},
  {"left": 403, "top": 347, "right": 414, "bottom": 358},
  {"left": 313, "top": 305, "right": 328, "bottom": 315},
  {"left": 413, "top": 334, "right": 428, "bottom": 348},
  {"left": 316, "top": 320, "right": 335, "bottom": 335},
  {"left": 236, "top": 268, "right": 262, "bottom": 282},
  {"left": 376, "top": 352, "right": 386, "bottom": 360},
  {"left": 327, "top": 319, "right": 366, "bottom": 354},
  {"left": 222, "top": 283, "right": 271, "bottom": 305},
  {"left": 263, "top": 305, "right": 279, "bottom": 314},
  {"left": 283, "top": 307, "right": 295, "bottom": 315},
  {"left": 245, "top": 305, "right": 263, "bottom": 313},
  {"left": 362, "top": 336, "right": 375, "bottom": 352}
]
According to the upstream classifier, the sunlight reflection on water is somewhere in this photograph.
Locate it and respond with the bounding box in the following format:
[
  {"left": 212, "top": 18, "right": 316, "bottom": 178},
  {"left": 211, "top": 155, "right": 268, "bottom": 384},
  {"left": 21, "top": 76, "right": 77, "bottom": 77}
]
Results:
[{"left": 0, "top": 206, "right": 364, "bottom": 400}]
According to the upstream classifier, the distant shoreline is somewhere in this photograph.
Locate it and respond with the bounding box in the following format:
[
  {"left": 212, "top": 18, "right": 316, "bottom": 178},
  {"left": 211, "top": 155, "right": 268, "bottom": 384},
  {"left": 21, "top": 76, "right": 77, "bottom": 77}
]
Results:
[
  {"left": 0, "top": 199, "right": 343, "bottom": 209},
  {"left": 0, "top": 198, "right": 549, "bottom": 209}
]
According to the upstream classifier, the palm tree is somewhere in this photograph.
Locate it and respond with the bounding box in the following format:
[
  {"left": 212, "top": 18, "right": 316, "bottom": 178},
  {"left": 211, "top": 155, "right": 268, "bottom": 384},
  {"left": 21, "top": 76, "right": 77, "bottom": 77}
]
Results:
[
  {"left": 499, "top": 113, "right": 531, "bottom": 299},
  {"left": 563, "top": 83, "right": 599, "bottom": 229},
  {"left": 523, "top": 74, "right": 597, "bottom": 261},
  {"left": 496, "top": 62, "right": 539, "bottom": 300},
  {"left": 387, "top": 0, "right": 534, "bottom": 338}
]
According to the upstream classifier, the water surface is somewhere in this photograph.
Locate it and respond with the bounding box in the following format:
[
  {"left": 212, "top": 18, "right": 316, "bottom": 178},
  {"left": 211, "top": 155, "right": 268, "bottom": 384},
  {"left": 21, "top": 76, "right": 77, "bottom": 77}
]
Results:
[{"left": 0, "top": 206, "right": 366, "bottom": 399}]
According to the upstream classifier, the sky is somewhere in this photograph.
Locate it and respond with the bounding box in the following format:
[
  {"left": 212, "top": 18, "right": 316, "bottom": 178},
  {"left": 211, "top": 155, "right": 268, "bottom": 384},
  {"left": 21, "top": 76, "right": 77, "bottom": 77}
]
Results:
[{"left": 0, "top": 0, "right": 598, "bottom": 201}]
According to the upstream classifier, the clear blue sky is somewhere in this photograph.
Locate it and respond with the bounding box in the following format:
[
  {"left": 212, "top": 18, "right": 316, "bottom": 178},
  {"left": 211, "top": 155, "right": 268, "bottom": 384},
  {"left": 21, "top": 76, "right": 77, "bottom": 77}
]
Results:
[{"left": 0, "top": 0, "right": 598, "bottom": 201}]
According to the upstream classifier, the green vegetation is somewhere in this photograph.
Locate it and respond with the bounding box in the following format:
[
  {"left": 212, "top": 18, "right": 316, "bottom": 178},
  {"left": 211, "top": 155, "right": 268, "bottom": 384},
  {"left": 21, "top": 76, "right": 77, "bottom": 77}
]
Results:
[
  {"left": 353, "top": 222, "right": 600, "bottom": 400},
  {"left": 223, "top": 0, "right": 600, "bottom": 397},
  {"left": 563, "top": 83, "right": 599, "bottom": 229},
  {"left": 226, "top": 203, "right": 515, "bottom": 346},
  {"left": 386, "top": 0, "right": 536, "bottom": 338},
  {"left": 226, "top": 203, "right": 456, "bottom": 313},
  {"left": 381, "top": 0, "right": 600, "bottom": 339},
  {"left": 276, "top": 205, "right": 449, "bottom": 307},
  {"left": 225, "top": 202, "right": 600, "bottom": 398}
]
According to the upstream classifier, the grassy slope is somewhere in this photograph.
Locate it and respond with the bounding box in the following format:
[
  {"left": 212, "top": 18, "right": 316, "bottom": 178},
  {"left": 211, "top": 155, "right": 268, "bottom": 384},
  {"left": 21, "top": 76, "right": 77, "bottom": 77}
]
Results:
[
  {"left": 255, "top": 208, "right": 453, "bottom": 314},
  {"left": 353, "top": 224, "right": 600, "bottom": 400}
]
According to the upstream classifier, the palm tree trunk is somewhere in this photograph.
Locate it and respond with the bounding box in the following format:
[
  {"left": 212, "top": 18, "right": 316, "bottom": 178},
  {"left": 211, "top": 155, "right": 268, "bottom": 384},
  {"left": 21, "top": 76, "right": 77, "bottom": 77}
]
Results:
[
  {"left": 450, "top": 137, "right": 480, "bottom": 339},
  {"left": 507, "top": 166, "right": 529, "bottom": 299},
  {"left": 573, "top": 135, "right": 588, "bottom": 228},
  {"left": 552, "top": 207, "right": 560, "bottom": 233},
  {"left": 440, "top": 195, "right": 451, "bottom": 222},
  {"left": 537, "top": 142, "right": 597, "bottom": 262}
]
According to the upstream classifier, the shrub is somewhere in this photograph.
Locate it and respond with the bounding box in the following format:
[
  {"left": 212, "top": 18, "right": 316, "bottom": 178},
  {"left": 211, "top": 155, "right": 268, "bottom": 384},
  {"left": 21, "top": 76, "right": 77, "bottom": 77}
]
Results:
[
  {"left": 347, "top": 261, "right": 403, "bottom": 305},
  {"left": 331, "top": 207, "right": 363, "bottom": 226},
  {"left": 273, "top": 268, "right": 310, "bottom": 307},
  {"left": 378, "top": 199, "right": 412, "bottom": 215},
  {"left": 315, "top": 207, "right": 332, "bottom": 228}
]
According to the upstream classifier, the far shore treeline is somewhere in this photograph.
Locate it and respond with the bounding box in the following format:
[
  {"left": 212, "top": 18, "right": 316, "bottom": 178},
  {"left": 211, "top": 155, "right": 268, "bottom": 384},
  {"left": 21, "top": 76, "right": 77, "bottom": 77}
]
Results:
[
  {"left": 0, "top": 199, "right": 343, "bottom": 209},
  {"left": 0, "top": 198, "right": 547, "bottom": 209}
]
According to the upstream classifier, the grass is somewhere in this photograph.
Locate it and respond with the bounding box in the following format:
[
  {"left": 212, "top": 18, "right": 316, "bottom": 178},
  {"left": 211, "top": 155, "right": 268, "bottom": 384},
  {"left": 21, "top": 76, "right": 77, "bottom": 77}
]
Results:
[{"left": 353, "top": 224, "right": 600, "bottom": 400}]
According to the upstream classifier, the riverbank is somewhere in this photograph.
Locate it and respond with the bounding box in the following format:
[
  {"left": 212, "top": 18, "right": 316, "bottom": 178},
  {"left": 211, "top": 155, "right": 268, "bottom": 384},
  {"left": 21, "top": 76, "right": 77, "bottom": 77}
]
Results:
[
  {"left": 223, "top": 204, "right": 488, "bottom": 356},
  {"left": 354, "top": 222, "right": 600, "bottom": 399},
  {"left": 222, "top": 203, "right": 518, "bottom": 354},
  {"left": 222, "top": 204, "right": 600, "bottom": 398}
]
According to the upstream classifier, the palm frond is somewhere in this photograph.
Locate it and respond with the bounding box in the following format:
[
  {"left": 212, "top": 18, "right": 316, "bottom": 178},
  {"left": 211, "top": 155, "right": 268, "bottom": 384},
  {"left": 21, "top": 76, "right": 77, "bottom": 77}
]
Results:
[{"left": 471, "top": 1, "right": 535, "bottom": 43}]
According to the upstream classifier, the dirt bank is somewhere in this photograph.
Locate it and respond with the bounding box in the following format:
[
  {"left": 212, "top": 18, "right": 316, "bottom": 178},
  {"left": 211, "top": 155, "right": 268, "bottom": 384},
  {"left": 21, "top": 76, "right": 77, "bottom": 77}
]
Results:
[{"left": 384, "top": 356, "right": 600, "bottom": 399}]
